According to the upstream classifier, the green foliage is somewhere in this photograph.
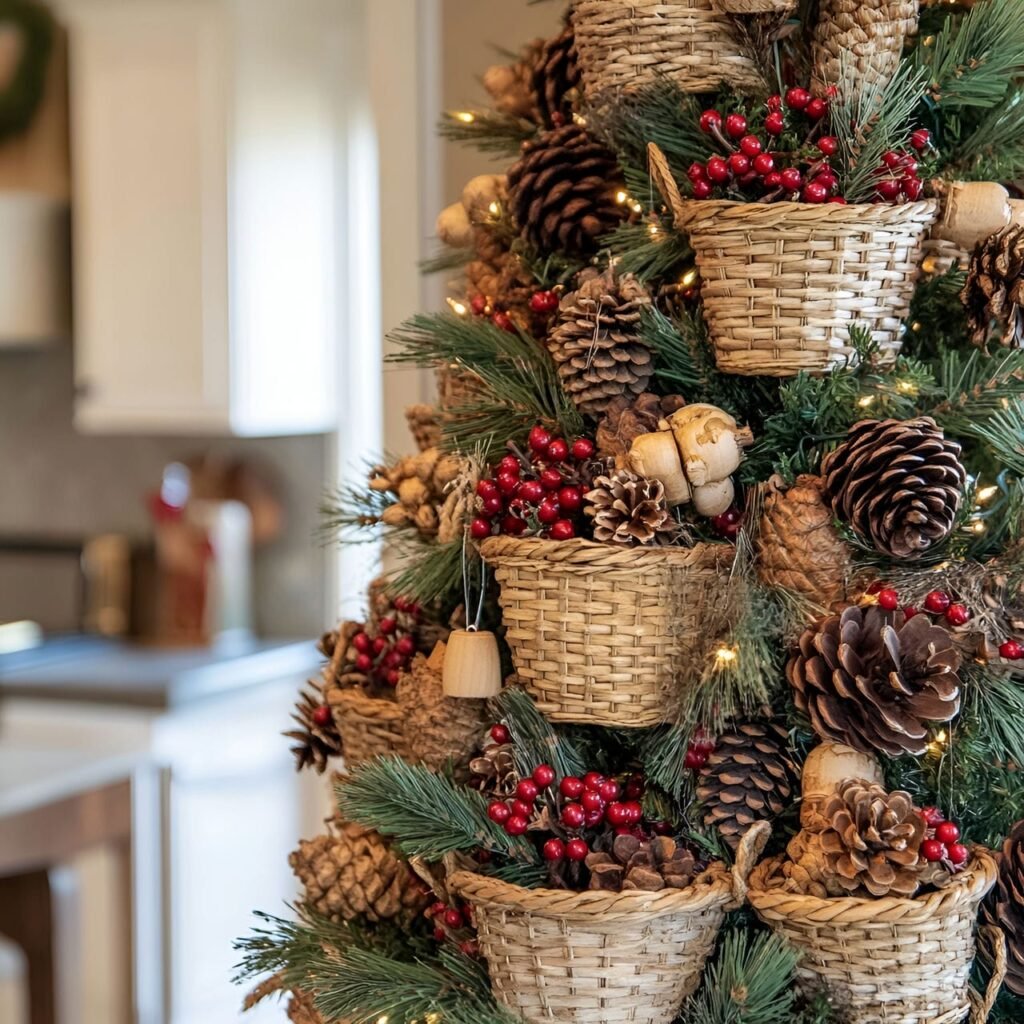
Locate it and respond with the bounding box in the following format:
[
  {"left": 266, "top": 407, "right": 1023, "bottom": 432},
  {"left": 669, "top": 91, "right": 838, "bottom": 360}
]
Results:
[
  {"left": 641, "top": 724, "right": 698, "bottom": 805},
  {"left": 602, "top": 222, "right": 694, "bottom": 283},
  {"left": 386, "top": 536, "right": 467, "bottom": 609},
  {"left": 989, "top": 990, "right": 1024, "bottom": 1024},
  {"left": 438, "top": 109, "right": 536, "bottom": 156},
  {"left": 947, "top": 89, "right": 1024, "bottom": 180},
  {"left": 491, "top": 686, "right": 587, "bottom": 780},
  {"left": 420, "top": 246, "right": 476, "bottom": 276},
  {"left": 905, "top": 268, "right": 970, "bottom": 358},
  {"left": 962, "top": 397, "right": 1024, "bottom": 477}
]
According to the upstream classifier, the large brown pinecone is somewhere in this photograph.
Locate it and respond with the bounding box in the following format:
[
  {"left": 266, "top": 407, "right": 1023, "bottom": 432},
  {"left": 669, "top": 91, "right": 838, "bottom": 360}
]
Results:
[
  {"left": 548, "top": 270, "right": 654, "bottom": 414},
  {"left": 788, "top": 605, "right": 961, "bottom": 756},
  {"left": 289, "top": 819, "right": 427, "bottom": 923},
  {"left": 506, "top": 124, "right": 626, "bottom": 256},
  {"left": 586, "top": 833, "right": 698, "bottom": 892},
  {"left": 584, "top": 468, "right": 679, "bottom": 546},
  {"left": 819, "top": 779, "right": 926, "bottom": 897},
  {"left": 821, "top": 417, "right": 966, "bottom": 559},
  {"left": 756, "top": 474, "right": 852, "bottom": 609},
  {"left": 983, "top": 820, "right": 1024, "bottom": 996},
  {"left": 532, "top": 25, "right": 580, "bottom": 129},
  {"left": 961, "top": 225, "right": 1024, "bottom": 348},
  {"left": 698, "top": 722, "right": 798, "bottom": 850},
  {"left": 595, "top": 392, "right": 687, "bottom": 460}
]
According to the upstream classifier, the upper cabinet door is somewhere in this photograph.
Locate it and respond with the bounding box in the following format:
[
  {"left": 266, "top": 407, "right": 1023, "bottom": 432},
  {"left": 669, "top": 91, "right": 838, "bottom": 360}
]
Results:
[{"left": 67, "top": 0, "right": 338, "bottom": 436}]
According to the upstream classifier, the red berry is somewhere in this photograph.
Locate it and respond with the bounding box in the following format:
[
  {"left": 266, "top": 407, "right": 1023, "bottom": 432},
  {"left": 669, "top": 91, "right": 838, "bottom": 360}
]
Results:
[
  {"left": 947, "top": 843, "right": 969, "bottom": 866},
  {"left": 491, "top": 723, "right": 511, "bottom": 744},
  {"left": 699, "top": 109, "right": 723, "bottom": 133},
  {"left": 652, "top": 820, "right": 673, "bottom": 836},
  {"left": 492, "top": 311, "right": 514, "bottom": 332},
  {"left": 477, "top": 478, "right": 499, "bottom": 500},
  {"left": 581, "top": 789, "right": 605, "bottom": 813},
  {"left": 921, "top": 806, "right": 945, "bottom": 827},
  {"left": 706, "top": 157, "right": 731, "bottom": 183},
  {"left": 606, "top": 802, "right": 631, "bottom": 826},
  {"left": 532, "top": 764, "right": 556, "bottom": 788},
  {"left": 379, "top": 616, "right": 397, "bottom": 635},
  {"left": 623, "top": 801, "right": 643, "bottom": 824},
  {"left": 566, "top": 838, "right": 589, "bottom": 861},
  {"left": 780, "top": 167, "right": 803, "bottom": 192},
  {"left": 460, "top": 940, "right": 479, "bottom": 956},
  {"left": 739, "top": 134, "right": 763, "bottom": 157},
  {"left": 684, "top": 747, "right": 707, "bottom": 770},
  {"left": 725, "top": 113, "right": 748, "bottom": 139},
  {"left": 561, "top": 803, "right": 585, "bottom": 828},
  {"left": 785, "top": 87, "right": 811, "bottom": 111},
  {"left": 496, "top": 471, "right": 520, "bottom": 496},
  {"left": 999, "top": 639, "right": 1024, "bottom": 660},
  {"left": 510, "top": 799, "right": 533, "bottom": 819},
  {"left": 922, "top": 839, "right": 945, "bottom": 862},
  {"left": 598, "top": 779, "right": 621, "bottom": 802},
  {"left": 817, "top": 135, "right": 839, "bottom": 156},
  {"left": 571, "top": 438, "right": 595, "bottom": 460},
  {"left": 549, "top": 520, "right": 576, "bottom": 541},
  {"left": 505, "top": 815, "right": 528, "bottom": 835},
  {"left": 878, "top": 588, "right": 900, "bottom": 611},
  {"left": 470, "top": 295, "right": 487, "bottom": 316},
  {"left": 936, "top": 821, "right": 961, "bottom": 845},
  {"left": 519, "top": 480, "right": 545, "bottom": 504},
  {"left": 904, "top": 606, "right": 919, "bottom": 619},
  {"left": 900, "top": 156, "right": 919, "bottom": 175},
  {"left": 924, "top": 591, "right": 952, "bottom": 614},
  {"left": 803, "top": 181, "right": 828, "bottom": 204},
  {"left": 488, "top": 801, "right": 510, "bottom": 824},
  {"left": 372, "top": 636, "right": 387, "bottom": 655},
  {"left": 470, "top": 518, "right": 492, "bottom": 540},
  {"left": 814, "top": 170, "right": 839, "bottom": 192},
  {"left": 444, "top": 907, "right": 464, "bottom": 929},
  {"left": 805, "top": 97, "right": 828, "bottom": 120},
  {"left": 355, "top": 652, "right": 373, "bottom": 672},
  {"left": 763, "top": 171, "right": 782, "bottom": 188},
  {"left": 537, "top": 499, "right": 560, "bottom": 524},
  {"left": 876, "top": 177, "right": 901, "bottom": 201},
  {"left": 902, "top": 176, "right": 924, "bottom": 200},
  {"left": 945, "top": 603, "right": 971, "bottom": 627},
  {"left": 765, "top": 111, "right": 785, "bottom": 136},
  {"left": 500, "top": 514, "right": 527, "bottom": 536},
  {"left": 558, "top": 486, "right": 583, "bottom": 512},
  {"left": 624, "top": 775, "right": 646, "bottom": 800},
  {"left": 828, "top": 196, "right": 848, "bottom": 204},
  {"left": 498, "top": 456, "right": 521, "bottom": 478},
  {"left": 540, "top": 468, "right": 563, "bottom": 490},
  {"left": 543, "top": 837, "right": 566, "bottom": 861},
  {"left": 583, "top": 772, "right": 605, "bottom": 791},
  {"left": 728, "top": 153, "right": 751, "bottom": 176},
  {"left": 546, "top": 439, "right": 569, "bottom": 462},
  {"left": 693, "top": 179, "right": 714, "bottom": 199},
  {"left": 687, "top": 161, "right": 708, "bottom": 183},
  {"left": 516, "top": 779, "right": 539, "bottom": 804},
  {"left": 352, "top": 631, "right": 372, "bottom": 654},
  {"left": 529, "top": 426, "right": 552, "bottom": 452},
  {"left": 529, "top": 290, "right": 559, "bottom": 314},
  {"left": 428, "top": 900, "right": 447, "bottom": 918},
  {"left": 433, "top": 926, "right": 447, "bottom": 941},
  {"left": 752, "top": 153, "right": 775, "bottom": 176},
  {"left": 693, "top": 726, "right": 716, "bottom": 752},
  {"left": 560, "top": 776, "right": 584, "bottom": 799},
  {"left": 386, "top": 669, "right": 401, "bottom": 687},
  {"left": 767, "top": 94, "right": 783, "bottom": 111},
  {"left": 312, "top": 704, "right": 332, "bottom": 727},
  {"left": 396, "top": 635, "right": 416, "bottom": 657},
  {"left": 910, "top": 128, "right": 931, "bottom": 152}
]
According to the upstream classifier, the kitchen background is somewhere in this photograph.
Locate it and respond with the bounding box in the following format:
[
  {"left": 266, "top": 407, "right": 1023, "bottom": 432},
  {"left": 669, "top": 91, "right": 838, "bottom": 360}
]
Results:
[{"left": 0, "top": 2, "right": 561, "bottom": 1024}]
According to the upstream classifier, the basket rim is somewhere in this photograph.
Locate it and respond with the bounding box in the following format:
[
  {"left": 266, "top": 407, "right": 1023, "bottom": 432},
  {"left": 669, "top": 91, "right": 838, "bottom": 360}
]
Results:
[
  {"left": 673, "top": 196, "right": 940, "bottom": 227},
  {"left": 748, "top": 848, "right": 998, "bottom": 923},
  {"left": 332, "top": 687, "right": 403, "bottom": 719},
  {"left": 479, "top": 534, "right": 732, "bottom": 568}
]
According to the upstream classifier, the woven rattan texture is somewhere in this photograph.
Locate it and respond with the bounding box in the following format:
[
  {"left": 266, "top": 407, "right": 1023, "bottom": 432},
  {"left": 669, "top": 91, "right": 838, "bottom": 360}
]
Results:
[
  {"left": 673, "top": 198, "right": 939, "bottom": 376},
  {"left": 480, "top": 536, "right": 732, "bottom": 727},
  {"left": 329, "top": 689, "right": 410, "bottom": 769},
  {"left": 571, "top": 0, "right": 762, "bottom": 96},
  {"left": 921, "top": 236, "right": 970, "bottom": 278},
  {"left": 748, "top": 851, "right": 999, "bottom": 1024}
]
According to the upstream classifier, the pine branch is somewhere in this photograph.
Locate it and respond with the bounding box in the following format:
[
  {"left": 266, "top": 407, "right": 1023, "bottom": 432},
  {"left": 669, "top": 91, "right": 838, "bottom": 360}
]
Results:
[
  {"left": 336, "top": 756, "right": 538, "bottom": 862},
  {"left": 642, "top": 305, "right": 705, "bottom": 393},
  {"left": 420, "top": 246, "right": 475, "bottom": 276},
  {"left": 601, "top": 222, "right": 693, "bottom": 282},
  {"left": 961, "top": 397, "right": 1024, "bottom": 476},
  {"left": 385, "top": 536, "right": 466, "bottom": 609},
  {"left": 925, "top": 349, "right": 1024, "bottom": 434},
  {"left": 641, "top": 724, "right": 698, "bottom": 804},
  {"left": 319, "top": 477, "right": 391, "bottom": 545},
  {"left": 438, "top": 110, "right": 537, "bottom": 156},
  {"left": 948, "top": 89, "right": 1024, "bottom": 180},
  {"left": 490, "top": 686, "right": 587, "bottom": 780},
  {"left": 959, "top": 662, "right": 1024, "bottom": 777}
]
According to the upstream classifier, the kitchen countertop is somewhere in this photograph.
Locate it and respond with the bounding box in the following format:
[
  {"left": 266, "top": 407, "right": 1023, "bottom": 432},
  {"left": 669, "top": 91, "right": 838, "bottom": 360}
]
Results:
[{"left": 0, "top": 634, "right": 322, "bottom": 708}]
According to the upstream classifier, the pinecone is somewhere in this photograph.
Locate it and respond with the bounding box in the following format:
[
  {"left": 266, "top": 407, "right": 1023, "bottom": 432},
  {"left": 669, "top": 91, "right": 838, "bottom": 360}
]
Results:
[
  {"left": 285, "top": 682, "right": 342, "bottom": 773},
  {"left": 584, "top": 468, "right": 679, "bottom": 546},
  {"left": 983, "top": 820, "right": 1024, "bottom": 996},
  {"left": 821, "top": 417, "right": 966, "bottom": 559},
  {"left": 756, "top": 474, "right": 852, "bottom": 609},
  {"left": 586, "top": 833, "right": 698, "bottom": 892},
  {"left": 788, "top": 605, "right": 962, "bottom": 757},
  {"left": 532, "top": 25, "right": 580, "bottom": 129},
  {"left": 405, "top": 404, "right": 442, "bottom": 452},
  {"left": 697, "top": 722, "right": 799, "bottom": 850},
  {"left": 289, "top": 819, "right": 427, "bottom": 923},
  {"left": 961, "top": 225, "right": 1024, "bottom": 348},
  {"left": 506, "top": 124, "right": 626, "bottom": 256},
  {"left": 811, "top": 0, "right": 919, "bottom": 96},
  {"left": 819, "top": 779, "right": 926, "bottom": 897},
  {"left": 370, "top": 448, "right": 466, "bottom": 539},
  {"left": 469, "top": 739, "right": 518, "bottom": 797},
  {"left": 548, "top": 270, "right": 654, "bottom": 414},
  {"left": 287, "top": 990, "right": 326, "bottom": 1024},
  {"left": 595, "top": 392, "right": 687, "bottom": 460}
]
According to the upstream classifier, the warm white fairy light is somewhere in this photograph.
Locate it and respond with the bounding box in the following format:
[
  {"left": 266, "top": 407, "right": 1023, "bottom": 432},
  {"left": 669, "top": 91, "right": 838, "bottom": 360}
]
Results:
[
  {"left": 680, "top": 268, "right": 698, "bottom": 287},
  {"left": 977, "top": 484, "right": 1000, "bottom": 503},
  {"left": 453, "top": 111, "right": 475, "bottom": 124},
  {"left": 858, "top": 395, "right": 875, "bottom": 408},
  {"left": 971, "top": 519, "right": 987, "bottom": 534},
  {"left": 616, "top": 190, "right": 629, "bottom": 204},
  {"left": 896, "top": 380, "right": 917, "bottom": 395},
  {"left": 715, "top": 646, "right": 738, "bottom": 667},
  {"left": 927, "top": 729, "right": 948, "bottom": 757},
  {"left": 488, "top": 201, "right": 501, "bottom": 217},
  {"left": 648, "top": 223, "right": 660, "bottom": 237},
  {"left": 446, "top": 297, "right": 468, "bottom": 316}
]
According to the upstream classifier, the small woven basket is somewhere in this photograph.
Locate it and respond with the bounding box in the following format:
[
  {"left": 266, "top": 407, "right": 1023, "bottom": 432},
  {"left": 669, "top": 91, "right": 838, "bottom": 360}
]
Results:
[
  {"left": 329, "top": 689, "right": 410, "bottom": 769},
  {"left": 449, "top": 823, "right": 767, "bottom": 1024},
  {"left": 921, "top": 235, "right": 970, "bottom": 278},
  {"left": 748, "top": 850, "right": 1001, "bottom": 1024},
  {"left": 571, "top": 0, "right": 762, "bottom": 97},
  {"left": 712, "top": 0, "right": 795, "bottom": 11},
  {"left": 480, "top": 535, "right": 733, "bottom": 727}
]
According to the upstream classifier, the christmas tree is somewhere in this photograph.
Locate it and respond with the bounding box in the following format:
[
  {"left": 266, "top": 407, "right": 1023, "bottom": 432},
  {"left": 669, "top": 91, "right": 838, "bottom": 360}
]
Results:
[{"left": 238, "top": 2, "right": 1024, "bottom": 1022}]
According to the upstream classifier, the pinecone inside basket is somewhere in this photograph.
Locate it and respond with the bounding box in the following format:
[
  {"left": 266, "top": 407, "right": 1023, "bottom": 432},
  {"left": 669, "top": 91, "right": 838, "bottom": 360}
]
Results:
[
  {"left": 506, "top": 123, "right": 626, "bottom": 256},
  {"left": 698, "top": 722, "right": 799, "bottom": 850},
  {"left": 585, "top": 833, "right": 698, "bottom": 892},
  {"left": 468, "top": 736, "right": 519, "bottom": 798},
  {"left": 788, "top": 605, "right": 962, "bottom": 757},
  {"left": 983, "top": 819, "right": 1024, "bottom": 996},
  {"left": 595, "top": 392, "right": 687, "bottom": 459},
  {"left": 548, "top": 269, "right": 654, "bottom": 415},
  {"left": 821, "top": 417, "right": 967, "bottom": 560},
  {"left": 961, "top": 225, "right": 1024, "bottom": 348},
  {"left": 585, "top": 468, "right": 681, "bottom": 546}
]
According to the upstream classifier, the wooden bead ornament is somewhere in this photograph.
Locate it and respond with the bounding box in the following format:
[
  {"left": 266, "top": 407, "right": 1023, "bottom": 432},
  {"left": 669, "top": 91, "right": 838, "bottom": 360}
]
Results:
[{"left": 442, "top": 627, "right": 502, "bottom": 698}]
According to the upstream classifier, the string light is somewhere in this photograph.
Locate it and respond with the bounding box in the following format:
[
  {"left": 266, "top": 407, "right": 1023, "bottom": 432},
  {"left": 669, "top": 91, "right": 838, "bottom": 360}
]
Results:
[
  {"left": 453, "top": 111, "right": 475, "bottom": 124},
  {"left": 376, "top": 1017, "right": 390, "bottom": 1024},
  {"left": 971, "top": 519, "right": 987, "bottom": 534},
  {"left": 927, "top": 729, "right": 948, "bottom": 757},
  {"left": 680, "top": 268, "right": 698, "bottom": 287},
  {"left": 572, "top": 112, "right": 588, "bottom": 126},
  {"left": 714, "top": 646, "right": 738, "bottom": 667},
  {"left": 648, "top": 223, "right": 660, "bottom": 237},
  {"left": 977, "top": 484, "right": 1000, "bottom": 503},
  {"left": 488, "top": 201, "right": 501, "bottom": 217},
  {"left": 616, "top": 190, "right": 629, "bottom": 204},
  {"left": 858, "top": 395, "right": 875, "bottom": 408},
  {"left": 446, "top": 297, "right": 468, "bottom": 316},
  {"left": 896, "top": 380, "right": 917, "bottom": 395}
]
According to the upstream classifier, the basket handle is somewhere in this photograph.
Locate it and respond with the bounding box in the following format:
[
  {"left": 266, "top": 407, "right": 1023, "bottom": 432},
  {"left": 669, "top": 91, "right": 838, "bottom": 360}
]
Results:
[
  {"left": 727, "top": 820, "right": 771, "bottom": 910},
  {"left": 647, "top": 142, "right": 687, "bottom": 231},
  {"left": 969, "top": 925, "right": 1007, "bottom": 1023}
]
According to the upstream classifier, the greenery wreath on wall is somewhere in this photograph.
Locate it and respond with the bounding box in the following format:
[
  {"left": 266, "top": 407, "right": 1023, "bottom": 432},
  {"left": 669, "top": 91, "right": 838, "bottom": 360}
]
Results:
[{"left": 0, "top": 0, "right": 53, "bottom": 143}]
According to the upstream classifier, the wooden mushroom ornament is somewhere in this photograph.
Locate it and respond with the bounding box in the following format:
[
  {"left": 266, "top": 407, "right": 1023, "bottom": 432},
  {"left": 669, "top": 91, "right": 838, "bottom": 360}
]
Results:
[
  {"left": 627, "top": 404, "right": 754, "bottom": 517},
  {"left": 799, "top": 741, "right": 884, "bottom": 830},
  {"left": 435, "top": 173, "right": 507, "bottom": 249},
  {"left": 935, "top": 181, "right": 1024, "bottom": 252},
  {"left": 442, "top": 627, "right": 502, "bottom": 699}
]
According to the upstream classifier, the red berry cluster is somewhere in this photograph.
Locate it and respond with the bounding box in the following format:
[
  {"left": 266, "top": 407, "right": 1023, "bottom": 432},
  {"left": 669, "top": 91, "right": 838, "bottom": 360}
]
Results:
[
  {"left": 424, "top": 899, "right": 478, "bottom": 956},
  {"left": 711, "top": 506, "right": 743, "bottom": 540},
  {"left": 920, "top": 806, "right": 969, "bottom": 870},
  {"left": 554, "top": 771, "right": 650, "bottom": 854},
  {"left": 683, "top": 727, "right": 716, "bottom": 771},
  {"left": 866, "top": 582, "right": 970, "bottom": 628},
  {"left": 869, "top": 145, "right": 927, "bottom": 203},
  {"left": 487, "top": 760, "right": 559, "bottom": 838},
  {"left": 471, "top": 428, "right": 598, "bottom": 542},
  {"left": 348, "top": 596, "right": 422, "bottom": 689}
]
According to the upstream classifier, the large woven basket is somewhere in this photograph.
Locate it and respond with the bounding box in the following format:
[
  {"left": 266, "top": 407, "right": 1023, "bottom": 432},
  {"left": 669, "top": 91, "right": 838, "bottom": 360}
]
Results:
[
  {"left": 571, "top": 0, "right": 762, "bottom": 97},
  {"left": 329, "top": 688, "right": 411, "bottom": 769},
  {"left": 449, "top": 823, "right": 767, "bottom": 1024},
  {"left": 480, "top": 536, "right": 734, "bottom": 727},
  {"left": 748, "top": 851, "right": 1001, "bottom": 1024}
]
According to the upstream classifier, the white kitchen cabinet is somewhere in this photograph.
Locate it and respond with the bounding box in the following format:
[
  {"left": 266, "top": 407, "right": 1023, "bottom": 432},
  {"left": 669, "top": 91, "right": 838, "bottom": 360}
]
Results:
[{"left": 63, "top": 0, "right": 341, "bottom": 436}]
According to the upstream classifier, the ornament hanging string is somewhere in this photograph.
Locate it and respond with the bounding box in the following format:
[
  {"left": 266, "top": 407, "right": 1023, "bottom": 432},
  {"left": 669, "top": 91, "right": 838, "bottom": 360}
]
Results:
[{"left": 461, "top": 532, "right": 487, "bottom": 631}]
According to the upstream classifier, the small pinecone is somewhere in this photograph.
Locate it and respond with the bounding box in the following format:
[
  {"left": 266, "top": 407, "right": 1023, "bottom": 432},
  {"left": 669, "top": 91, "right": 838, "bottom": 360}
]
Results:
[
  {"left": 483, "top": 38, "right": 545, "bottom": 121},
  {"left": 983, "top": 820, "right": 1024, "bottom": 996},
  {"left": 532, "top": 25, "right": 580, "bottom": 129},
  {"left": 289, "top": 819, "right": 427, "bottom": 923},
  {"left": 549, "top": 270, "right": 654, "bottom": 414},
  {"left": 287, "top": 990, "right": 325, "bottom": 1024},
  {"left": 698, "top": 722, "right": 798, "bottom": 850},
  {"left": 811, "top": 0, "right": 919, "bottom": 96},
  {"left": 285, "top": 682, "right": 342, "bottom": 773},
  {"left": 819, "top": 779, "right": 926, "bottom": 897},
  {"left": 506, "top": 124, "right": 626, "bottom": 256},
  {"left": 586, "top": 833, "right": 698, "bottom": 892},
  {"left": 469, "top": 739, "right": 518, "bottom": 798},
  {"left": 756, "top": 474, "right": 852, "bottom": 609},
  {"left": 595, "top": 392, "right": 687, "bottom": 459},
  {"left": 370, "top": 448, "right": 465, "bottom": 539},
  {"left": 961, "top": 225, "right": 1024, "bottom": 348},
  {"left": 788, "top": 605, "right": 961, "bottom": 757},
  {"left": 821, "top": 417, "right": 966, "bottom": 559},
  {"left": 405, "top": 404, "right": 442, "bottom": 452},
  {"left": 585, "top": 468, "right": 678, "bottom": 546}
]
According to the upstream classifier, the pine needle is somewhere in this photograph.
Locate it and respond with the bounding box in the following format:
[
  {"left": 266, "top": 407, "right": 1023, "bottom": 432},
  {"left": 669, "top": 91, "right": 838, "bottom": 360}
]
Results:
[
  {"left": 438, "top": 110, "right": 537, "bottom": 156},
  {"left": 490, "top": 686, "right": 587, "bottom": 780}
]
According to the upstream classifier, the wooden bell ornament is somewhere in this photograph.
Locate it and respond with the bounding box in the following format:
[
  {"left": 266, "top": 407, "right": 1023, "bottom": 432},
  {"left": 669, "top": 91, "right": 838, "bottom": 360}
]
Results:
[
  {"left": 937, "top": 181, "right": 1024, "bottom": 251},
  {"left": 442, "top": 627, "right": 502, "bottom": 698},
  {"left": 799, "top": 741, "right": 883, "bottom": 829}
]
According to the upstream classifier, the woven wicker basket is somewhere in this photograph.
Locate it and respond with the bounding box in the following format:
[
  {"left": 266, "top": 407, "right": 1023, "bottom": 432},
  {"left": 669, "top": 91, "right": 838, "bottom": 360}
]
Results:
[
  {"left": 571, "top": 0, "right": 762, "bottom": 97},
  {"left": 449, "top": 823, "right": 767, "bottom": 1024},
  {"left": 748, "top": 851, "right": 1001, "bottom": 1024},
  {"left": 329, "top": 689, "right": 410, "bottom": 769},
  {"left": 480, "top": 536, "right": 733, "bottom": 727},
  {"left": 712, "top": 0, "right": 795, "bottom": 11},
  {"left": 921, "top": 236, "right": 970, "bottom": 278}
]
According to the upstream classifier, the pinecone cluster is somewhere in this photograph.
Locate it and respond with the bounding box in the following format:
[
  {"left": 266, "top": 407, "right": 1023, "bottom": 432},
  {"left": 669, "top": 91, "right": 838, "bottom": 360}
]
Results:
[
  {"left": 585, "top": 469, "right": 679, "bottom": 546},
  {"left": 586, "top": 833, "right": 698, "bottom": 892},
  {"left": 698, "top": 722, "right": 798, "bottom": 850},
  {"left": 370, "top": 448, "right": 470, "bottom": 542},
  {"left": 548, "top": 270, "right": 654, "bottom": 414},
  {"left": 961, "top": 225, "right": 1024, "bottom": 348},
  {"left": 984, "top": 820, "right": 1024, "bottom": 995},
  {"left": 821, "top": 417, "right": 966, "bottom": 559},
  {"left": 788, "top": 605, "right": 962, "bottom": 757},
  {"left": 595, "top": 392, "right": 687, "bottom": 460},
  {"left": 507, "top": 124, "right": 627, "bottom": 256}
]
